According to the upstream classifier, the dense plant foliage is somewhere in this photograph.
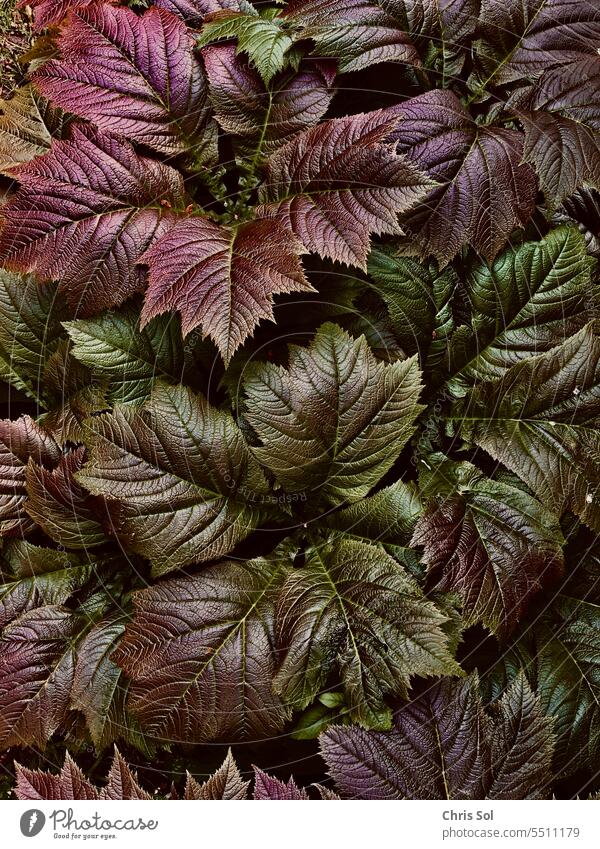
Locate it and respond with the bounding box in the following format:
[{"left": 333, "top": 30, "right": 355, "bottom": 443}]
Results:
[{"left": 0, "top": 0, "right": 599, "bottom": 800}]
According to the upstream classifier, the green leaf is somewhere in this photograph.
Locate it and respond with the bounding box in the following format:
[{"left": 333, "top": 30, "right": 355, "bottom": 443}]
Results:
[
  {"left": 274, "top": 535, "right": 462, "bottom": 728},
  {"left": 197, "top": 4, "right": 293, "bottom": 84},
  {"left": 243, "top": 323, "right": 424, "bottom": 506},
  {"left": 454, "top": 321, "right": 600, "bottom": 531},
  {"left": 76, "top": 381, "right": 273, "bottom": 575},
  {"left": 448, "top": 227, "right": 597, "bottom": 388},
  {"left": 65, "top": 307, "right": 186, "bottom": 406},
  {"left": 412, "top": 458, "right": 564, "bottom": 636}
]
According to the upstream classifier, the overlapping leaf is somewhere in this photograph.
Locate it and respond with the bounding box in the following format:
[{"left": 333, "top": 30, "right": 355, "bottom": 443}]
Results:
[
  {"left": 275, "top": 535, "right": 461, "bottom": 727},
  {"left": 454, "top": 322, "right": 600, "bottom": 531},
  {"left": 76, "top": 381, "right": 272, "bottom": 574},
  {"left": 320, "top": 673, "right": 554, "bottom": 799},
  {"left": 258, "top": 110, "right": 433, "bottom": 268},
  {"left": 140, "top": 216, "right": 311, "bottom": 365},
  {"left": 113, "top": 551, "right": 292, "bottom": 742},
  {"left": 447, "top": 227, "right": 597, "bottom": 386},
  {"left": 0, "top": 127, "right": 184, "bottom": 315},
  {"left": 33, "top": 5, "right": 213, "bottom": 156},
  {"left": 243, "top": 323, "right": 424, "bottom": 504},
  {"left": 0, "top": 86, "right": 70, "bottom": 175},
  {"left": 412, "top": 459, "right": 564, "bottom": 635},
  {"left": 388, "top": 90, "right": 538, "bottom": 263}
]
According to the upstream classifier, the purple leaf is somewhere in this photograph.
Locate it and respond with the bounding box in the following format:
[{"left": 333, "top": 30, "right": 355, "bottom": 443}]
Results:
[
  {"left": 15, "top": 752, "right": 99, "bottom": 800},
  {"left": 253, "top": 768, "right": 309, "bottom": 799},
  {"left": 258, "top": 110, "right": 433, "bottom": 268},
  {"left": 155, "top": 0, "right": 240, "bottom": 26},
  {"left": 184, "top": 751, "right": 250, "bottom": 800},
  {"left": 17, "top": 0, "right": 114, "bottom": 32},
  {"left": 0, "top": 126, "right": 184, "bottom": 315},
  {"left": 141, "top": 216, "right": 311, "bottom": 365},
  {"left": 388, "top": 89, "right": 537, "bottom": 263},
  {"left": 33, "top": 4, "right": 214, "bottom": 155}
]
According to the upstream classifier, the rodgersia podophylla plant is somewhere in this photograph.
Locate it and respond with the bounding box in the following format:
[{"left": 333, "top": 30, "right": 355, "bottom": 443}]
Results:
[{"left": 0, "top": 0, "right": 599, "bottom": 800}]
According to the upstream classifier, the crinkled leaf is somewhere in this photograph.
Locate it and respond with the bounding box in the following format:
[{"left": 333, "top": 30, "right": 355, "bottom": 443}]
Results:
[
  {"left": 0, "top": 86, "right": 70, "bottom": 175},
  {"left": 113, "top": 551, "right": 292, "bottom": 742},
  {"left": 15, "top": 752, "right": 99, "bottom": 800},
  {"left": 76, "top": 382, "right": 272, "bottom": 575},
  {"left": 253, "top": 768, "right": 308, "bottom": 799},
  {"left": 0, "top": 416, "right": 61, "bottom": 538},
  {"left": 100, "top": 749, "right": 151, "bottom": 800},
  {"left": 140, "top": 216, "right": 311, "bottom": 365},
  {"left": 411, "top": 459, "right": 564, "bottom": 636},
  {"left": 25, "top": 447, "right": 107, "bottom": 549},
  {"left": 155, "top": 0, "right": 240, "bottom": 25},
  {"left": 320, "top": 673, "right": 553, "bottom": 798},
  {"left": 202, "top": 43, "right": 336, "bottom": 158},
  {"left": 455, "top": 322, "right": 600, "bottom": 531},
  {"left": 33, "top": 5, "right": 213, "bottom": 156},
  {"left": 323, "top": 479, "right": 423, "bottom": 544},
  {"left": 283, "top": 0, "right": 422, "bottom": 73},
  {"left": 65, "top": 308, "right": 187, "bottom": 406},
  {"left": 243, "top": 323, "right": 424, "bottom": 505},
  {"left": 388, "top": 90, "right": 537, "bottom": 263},
  {"left": 258, "top": 110, "right": 433, "bottom": 268},
  {"left": 368, "top": 246, "right": 457, "bottom": 370},
  {"left": 185, "top": 751, "right": 250, "bottom": 799},
  {"left": 0, "top": 272, "right": 67, "bottom": 403},
  {"left": 19, "top": 0, "right": 114, "bottom": 32},
  {"left": 197, "top": 4, "right": 294, "bottom": 85},
  {"left": 0, "top": 126, "right": 184, "bottom": 315},
  {"left": 275, "top": 536, "right": 461, "bottom": 728},
  {"left": 447, "top": 227, "right": 597, "bottom": 386}
]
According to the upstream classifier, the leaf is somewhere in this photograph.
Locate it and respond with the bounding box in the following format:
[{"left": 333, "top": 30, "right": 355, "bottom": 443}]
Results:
[
  {"left": 185, "top": 751, "right": 250, "bottom": 800},
  {"left": 70, "top": 615, "right": 131, "bottom": 750},
  {"left": 323, "top": 480, "right": 423, "bottom": 544},
  {"left": 531, "top": 597, "right": 600, "bottom": 775},
  {"left": 19, "top": 0, "right": 115, "bottom": 32},
  {"left": 510, "top": 57, "right": 600, "bottom": 208},
  {"left": 33, "top": 4, "right": 213, "bottom": 156},
  {"left": 0, "top": 126, "right": 184, "bottom": 315},
  {"left": 411, "top": 459, "right": 564, "bottom": 636},
  {"left": 258, "top": 110, "right": 434, "bottom": 268},
  {"left": 0, "top": 416, "right": 61, "bottom": 538},
  {"left": 140, "top": 216, "right": 311, "bottom": 365},
  {"left": 455, "top": 322, "right": 600, "bottom": 531},
  {"left": 477, "top": 0, "right": 600, "bottom": 86},
  {"left": 76, "top": 381, "right": 272, "bottom": 575},
  {"left": 447, "top": 227, "right": 598, "bottom": 386},
  {"left": 367, "top": 246, "right": 457, "bottom": 370},
  {"left": 197, "top": 4, "right": 294, "bottom": 85},
  {"left": 388, "top": 90, "right": 538, "bottom": 263},
  {"left": 202, "top": 43, "right": 336, "bottom": 158},
  {"left": 253, "top": 768, "right": 309, "bottom": 799},
  {"left": 243, "top": 323, "right": 424, "bottom": 505},
  {"left": 101, "top": 749, "right": 151, "bottom": 800},
  {"left": 65, "top": 307, "right": 187, "bottom": 406},
  {"left": 320, "top": 673, "right": 554, "bottom": 798},
  {"left": 155, "top": 0, "right": 240, "bottom": 25},
  {"left": 25, "top": 447, "right": 107, "bottom": 549},
  {"left": 556, "top": 189, "right": 600, "bottom": 258},
  {"left": 0, "top": 86, "right": 70, "bottom": 175},
  {"left": 0, "top": 272, "right": 67, "bottom": 403},
  {"left": 15, "top": 752, "right": 99, "bottom": 800},
  {"left": 0, "top": 606, "right": 82, "bottom": 749},
  {"left": 274, "top": 535, "right": 461, "bottom": 728},
  {"left": 112, "top": 551, "right": 292, "bottom": 742},
  {"left": 0, "top": 542, "right": 93, "bottom": 628},
  {"left": 282, "top": 0, "right": 422, "bottom": 73}
]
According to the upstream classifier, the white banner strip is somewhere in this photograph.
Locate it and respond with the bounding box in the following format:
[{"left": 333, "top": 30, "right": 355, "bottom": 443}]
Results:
[{"left": 4, "top": 799, "right": 598, "bottom": 849}]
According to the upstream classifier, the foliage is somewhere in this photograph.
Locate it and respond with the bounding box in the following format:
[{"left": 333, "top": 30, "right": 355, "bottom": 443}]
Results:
[{"left": 0, "top": 0, "right": 599, "bottom": 800}]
